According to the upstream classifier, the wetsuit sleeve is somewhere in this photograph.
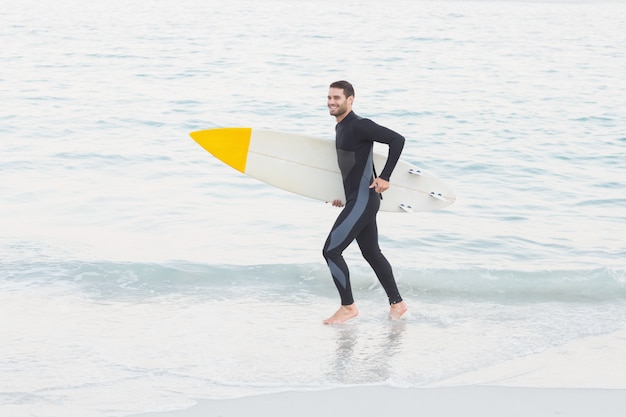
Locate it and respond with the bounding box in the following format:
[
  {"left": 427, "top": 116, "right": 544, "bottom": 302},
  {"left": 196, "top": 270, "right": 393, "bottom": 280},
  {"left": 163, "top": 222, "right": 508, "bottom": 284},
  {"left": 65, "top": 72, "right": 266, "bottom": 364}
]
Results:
[{"left": 354, "top": 118, "right": 405, "bottom": 181}]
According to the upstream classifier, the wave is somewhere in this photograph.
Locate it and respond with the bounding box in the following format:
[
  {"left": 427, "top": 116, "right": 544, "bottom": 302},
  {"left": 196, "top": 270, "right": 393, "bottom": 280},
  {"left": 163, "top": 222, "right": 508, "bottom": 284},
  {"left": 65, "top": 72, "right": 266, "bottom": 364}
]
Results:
[{"left": 2, "top": 259, "right": 625, "bottom": 303}]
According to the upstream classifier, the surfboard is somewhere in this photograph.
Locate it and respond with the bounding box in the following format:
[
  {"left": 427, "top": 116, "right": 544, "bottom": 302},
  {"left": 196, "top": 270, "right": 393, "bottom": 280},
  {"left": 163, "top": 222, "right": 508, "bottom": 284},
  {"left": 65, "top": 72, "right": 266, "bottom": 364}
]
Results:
[{"left": 190, "top": 128, "right": 455, "bottom": 213}]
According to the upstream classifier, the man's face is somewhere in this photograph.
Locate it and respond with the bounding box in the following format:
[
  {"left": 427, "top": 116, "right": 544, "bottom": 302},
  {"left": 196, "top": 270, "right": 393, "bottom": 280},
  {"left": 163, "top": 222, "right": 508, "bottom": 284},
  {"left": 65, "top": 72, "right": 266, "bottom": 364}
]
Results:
[{"left": 327, "top": 87, "right": 353, "bottom": 118}]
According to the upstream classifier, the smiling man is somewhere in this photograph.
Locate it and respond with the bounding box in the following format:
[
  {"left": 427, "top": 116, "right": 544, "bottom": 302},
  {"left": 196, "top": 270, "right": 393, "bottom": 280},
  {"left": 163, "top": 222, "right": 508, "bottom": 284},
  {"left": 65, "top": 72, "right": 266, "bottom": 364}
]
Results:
[{"left": 322, "top": 80, "right": 408, "bottom": 324}]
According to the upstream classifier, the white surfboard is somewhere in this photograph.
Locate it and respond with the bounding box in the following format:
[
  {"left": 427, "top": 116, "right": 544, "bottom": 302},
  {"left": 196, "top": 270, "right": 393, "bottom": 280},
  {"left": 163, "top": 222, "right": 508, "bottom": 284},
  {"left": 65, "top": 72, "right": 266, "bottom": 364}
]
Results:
[{"left": 190, "top": 128, "right": 455, "bottom": 213}]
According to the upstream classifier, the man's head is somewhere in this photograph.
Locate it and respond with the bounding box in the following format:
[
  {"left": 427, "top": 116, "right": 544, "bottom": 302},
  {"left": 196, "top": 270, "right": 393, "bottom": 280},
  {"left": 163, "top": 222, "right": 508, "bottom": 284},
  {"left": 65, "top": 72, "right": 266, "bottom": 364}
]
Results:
[
  {"left": 328, "top": 80, "right": 355, "bottom": 121},
  {"left": 329, "top": 80, "right": 355, "bottom": 98}
]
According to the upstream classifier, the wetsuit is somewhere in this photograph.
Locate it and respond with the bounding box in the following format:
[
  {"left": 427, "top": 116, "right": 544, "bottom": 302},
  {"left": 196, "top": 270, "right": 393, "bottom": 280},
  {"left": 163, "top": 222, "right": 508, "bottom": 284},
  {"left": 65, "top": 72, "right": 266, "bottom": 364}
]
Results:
[{"left": 323, "top": 110, "right": 405, "bottom": 306}]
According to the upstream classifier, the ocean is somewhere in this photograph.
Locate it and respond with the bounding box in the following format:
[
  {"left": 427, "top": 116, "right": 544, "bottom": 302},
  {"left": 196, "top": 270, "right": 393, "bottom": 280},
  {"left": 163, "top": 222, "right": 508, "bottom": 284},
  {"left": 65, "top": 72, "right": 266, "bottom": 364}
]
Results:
[{"left": 1, "top": 0, "right": 625, "bottom": 415}]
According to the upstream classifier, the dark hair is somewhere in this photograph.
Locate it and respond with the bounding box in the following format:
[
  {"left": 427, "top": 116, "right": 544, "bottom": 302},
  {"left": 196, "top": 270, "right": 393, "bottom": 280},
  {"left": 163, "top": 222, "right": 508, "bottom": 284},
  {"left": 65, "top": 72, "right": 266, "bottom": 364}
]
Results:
[{"left": 329, "top": 80, "right": 355, "bottom": 98}]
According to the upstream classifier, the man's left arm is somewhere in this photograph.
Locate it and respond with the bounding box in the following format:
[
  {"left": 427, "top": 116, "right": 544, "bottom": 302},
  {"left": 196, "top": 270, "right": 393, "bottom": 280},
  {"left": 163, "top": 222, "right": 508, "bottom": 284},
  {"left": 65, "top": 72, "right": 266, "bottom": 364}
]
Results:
[{"left": 356, "top": 119, "right": 405, "bottom": 190}]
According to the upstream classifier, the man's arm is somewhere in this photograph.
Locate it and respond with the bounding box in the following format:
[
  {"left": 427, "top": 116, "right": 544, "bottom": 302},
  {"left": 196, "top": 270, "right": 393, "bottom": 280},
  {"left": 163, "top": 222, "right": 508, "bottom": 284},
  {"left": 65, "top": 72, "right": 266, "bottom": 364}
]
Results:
[{"left": 355, "top": 118, "right": 405, "bottom": 181}]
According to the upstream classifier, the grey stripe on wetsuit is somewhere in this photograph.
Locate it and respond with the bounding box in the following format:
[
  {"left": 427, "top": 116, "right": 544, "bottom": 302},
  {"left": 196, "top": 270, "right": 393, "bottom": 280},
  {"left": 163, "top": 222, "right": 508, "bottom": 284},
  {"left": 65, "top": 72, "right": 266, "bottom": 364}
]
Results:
[
  {"left": 325, "top": 153, "right": 373, "bottom": 290},
  {"left": 327, "top": 151, "right": 373, "bottom": 253}
]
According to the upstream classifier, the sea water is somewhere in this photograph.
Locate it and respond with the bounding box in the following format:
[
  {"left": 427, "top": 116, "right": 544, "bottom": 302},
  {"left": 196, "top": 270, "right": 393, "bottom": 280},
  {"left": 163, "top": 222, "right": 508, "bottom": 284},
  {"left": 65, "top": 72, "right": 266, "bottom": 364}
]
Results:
[{"left": 1, "top": 0, "right": 625, "bottom": 415}]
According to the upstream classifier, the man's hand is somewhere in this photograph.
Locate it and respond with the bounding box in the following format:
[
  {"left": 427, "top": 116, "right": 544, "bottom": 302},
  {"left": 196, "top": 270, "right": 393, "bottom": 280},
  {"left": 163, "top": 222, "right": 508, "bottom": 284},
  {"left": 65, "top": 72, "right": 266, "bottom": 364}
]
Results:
[
  {"left": 370, "top": 177, "right": 390, "bottom": 193},
  {"left": 325, "top": 199, "right": 345, "bottom": 207}
]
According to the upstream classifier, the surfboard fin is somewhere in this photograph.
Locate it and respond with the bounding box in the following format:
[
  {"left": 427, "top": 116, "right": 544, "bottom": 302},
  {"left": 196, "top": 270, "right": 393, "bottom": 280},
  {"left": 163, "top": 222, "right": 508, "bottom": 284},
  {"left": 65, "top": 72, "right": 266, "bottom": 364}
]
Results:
[
  {"left": 399, "top": 203, "right": 415, "bottom": 213},
  {"left": 429, "top": 192, "right": 447, "bottom": 201}
]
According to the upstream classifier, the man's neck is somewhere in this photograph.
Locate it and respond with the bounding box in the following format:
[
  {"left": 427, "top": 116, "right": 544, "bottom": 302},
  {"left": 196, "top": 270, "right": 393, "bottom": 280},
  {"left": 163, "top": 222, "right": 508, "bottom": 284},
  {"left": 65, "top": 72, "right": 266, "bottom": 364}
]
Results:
[{"left": 335, "top": 110, "right": 352, "bottom": 124}]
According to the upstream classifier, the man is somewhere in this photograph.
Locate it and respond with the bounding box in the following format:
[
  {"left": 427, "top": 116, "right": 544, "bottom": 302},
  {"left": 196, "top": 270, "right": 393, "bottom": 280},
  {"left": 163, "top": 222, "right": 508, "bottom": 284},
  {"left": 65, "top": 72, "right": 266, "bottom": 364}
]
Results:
[{"left": 323, "top": 80, "right": 408, "bottom": 324}]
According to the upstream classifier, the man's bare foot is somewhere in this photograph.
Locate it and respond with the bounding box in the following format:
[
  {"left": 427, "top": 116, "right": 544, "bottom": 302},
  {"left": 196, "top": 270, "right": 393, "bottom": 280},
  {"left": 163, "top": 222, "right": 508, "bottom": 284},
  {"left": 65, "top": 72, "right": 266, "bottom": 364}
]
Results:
[
  {"left": 389, "top": 301, "right": 408, "bottom": 320},
  {"left": 323, "top": 304, "right": 358, "bottom": 324}
]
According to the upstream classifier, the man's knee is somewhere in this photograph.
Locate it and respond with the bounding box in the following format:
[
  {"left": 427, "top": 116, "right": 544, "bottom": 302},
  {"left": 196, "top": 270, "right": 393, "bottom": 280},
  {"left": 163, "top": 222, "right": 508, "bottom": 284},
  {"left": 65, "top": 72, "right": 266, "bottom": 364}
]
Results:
[
  {"left": 361, "top": 247, "right": 383, "bottom": 263},
  {"left": 323, "top": 246, "right": 338, "bottom": 261}
]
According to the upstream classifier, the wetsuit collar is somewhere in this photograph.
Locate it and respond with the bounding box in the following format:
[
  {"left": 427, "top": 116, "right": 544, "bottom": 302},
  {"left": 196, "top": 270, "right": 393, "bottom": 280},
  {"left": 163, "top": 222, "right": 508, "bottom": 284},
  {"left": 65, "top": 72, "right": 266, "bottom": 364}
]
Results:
[{"left": 337, "top": 110, "right": 356, "bottom": 125}]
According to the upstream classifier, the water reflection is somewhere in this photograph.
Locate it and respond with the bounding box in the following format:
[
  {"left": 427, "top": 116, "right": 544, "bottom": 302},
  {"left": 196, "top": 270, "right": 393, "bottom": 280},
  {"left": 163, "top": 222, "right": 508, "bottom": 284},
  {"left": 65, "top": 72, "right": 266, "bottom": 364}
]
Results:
[{"left": 327, "top": 320, "right": 407, "bottom": 384}]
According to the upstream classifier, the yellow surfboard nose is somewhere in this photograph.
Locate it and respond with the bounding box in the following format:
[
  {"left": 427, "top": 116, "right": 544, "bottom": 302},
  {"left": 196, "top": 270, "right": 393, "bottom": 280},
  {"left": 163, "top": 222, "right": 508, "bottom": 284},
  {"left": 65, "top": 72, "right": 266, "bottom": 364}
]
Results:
[{"left": 190, "top": 128, "right": 252, "bottom": 173}]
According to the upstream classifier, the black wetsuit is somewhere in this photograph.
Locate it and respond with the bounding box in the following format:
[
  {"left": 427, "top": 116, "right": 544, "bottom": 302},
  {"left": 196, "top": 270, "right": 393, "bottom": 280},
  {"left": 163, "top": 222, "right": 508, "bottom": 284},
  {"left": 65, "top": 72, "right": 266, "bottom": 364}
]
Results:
[{"left": 323, "top": 111, "right": 405, "bottom": 306}]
